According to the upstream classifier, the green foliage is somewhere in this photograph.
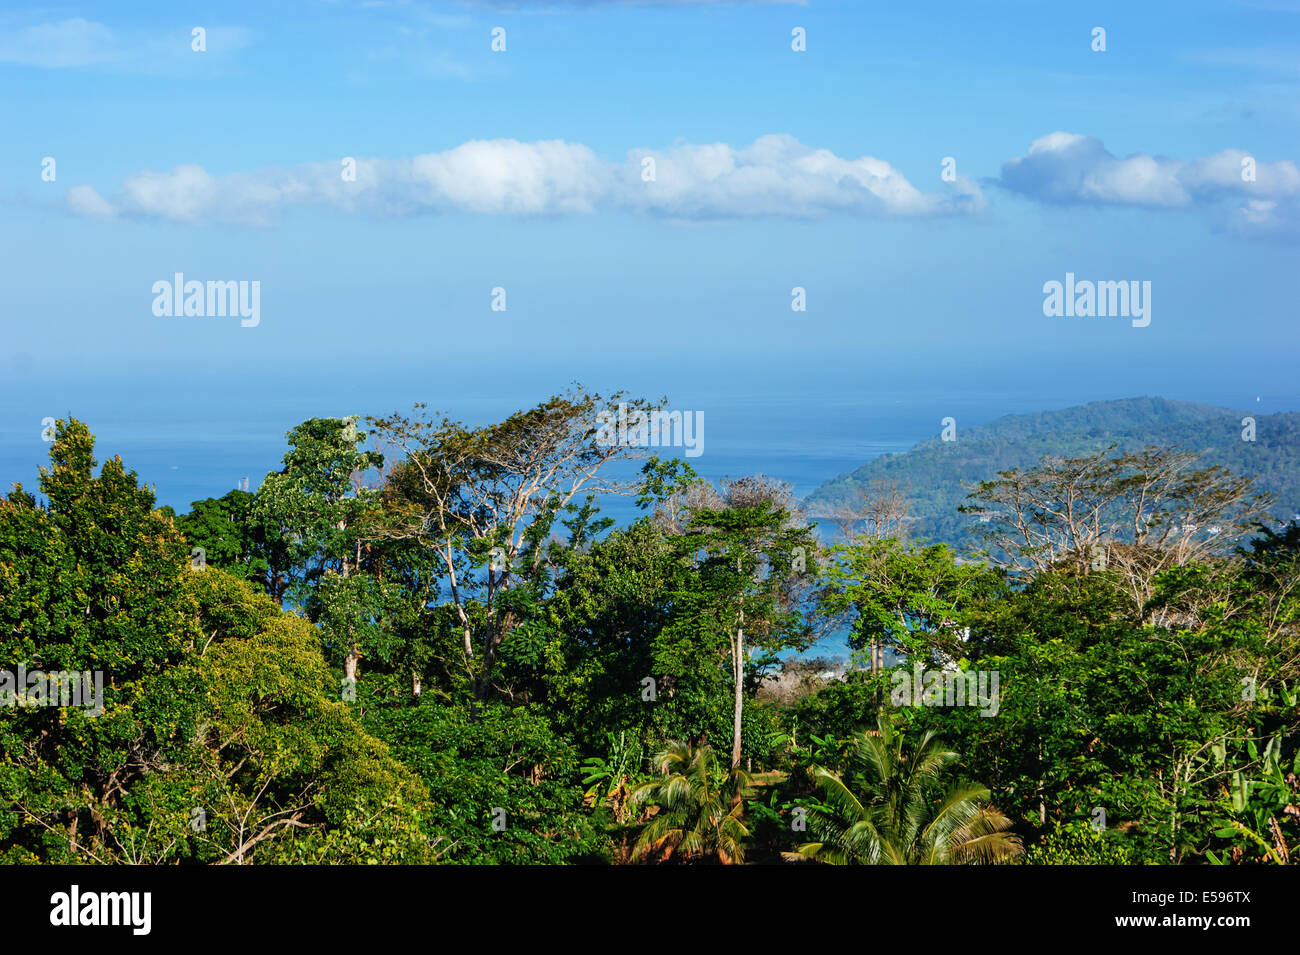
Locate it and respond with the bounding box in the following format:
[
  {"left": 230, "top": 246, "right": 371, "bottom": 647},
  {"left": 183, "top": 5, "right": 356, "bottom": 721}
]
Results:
[
  {"left": 808, "top": 398, "right": 1300, "bottom": 546},
  {"left": 0, "top": 421, "right": 431, "bottom": 864},
  {"left": 1206, "top": 731, "right": 1299, "bottom": 865},
  {"left": 666, "top": 493, "right": 817, "bottom": 766},
  {"left": 788, "top": 713, "right": 1024, "bottom": 865},
  {"left": 629, "top": 740, "right": 752, "bottom": 864},
  {"left": 1026, "top": 821, "right": 1142, "bottom": 865},
  {"left": 251, "top": 415, "right": 383, "bottom": 604},
  {"left": 364, "top": 699, "right": 607, "bottom": 864},
  {"left": 820, "top": 536, "right": 1003, "bottom": 666},
  {"left": 173, "top": 489, "right": 271, "bottom": 585},
  {"left": 578, "top": 730, "right": 649, "bottom": 832},
  {"left": 0, "top": 419, "right": 202, "bottom": 863},
  {"left": 5, "top": 403, "right": 1295, "bottom": 867}
]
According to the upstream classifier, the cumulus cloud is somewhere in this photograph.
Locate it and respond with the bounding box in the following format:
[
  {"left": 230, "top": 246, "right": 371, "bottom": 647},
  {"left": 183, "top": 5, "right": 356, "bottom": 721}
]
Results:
[
  {"left": 64, "top": 135, "right": 983, "bottom": 226},
  {"left": 998, "top": 132, "right": 1300, "bottom": 237},
  {"left": 627, "top": 135, "right": 984, "bottom": 220}
]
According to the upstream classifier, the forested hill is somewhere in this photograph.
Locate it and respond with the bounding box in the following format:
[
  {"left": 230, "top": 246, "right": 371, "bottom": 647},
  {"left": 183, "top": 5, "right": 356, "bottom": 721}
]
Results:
[{"left": 805, "top": 397, "right": 1300, "bottom": 547}]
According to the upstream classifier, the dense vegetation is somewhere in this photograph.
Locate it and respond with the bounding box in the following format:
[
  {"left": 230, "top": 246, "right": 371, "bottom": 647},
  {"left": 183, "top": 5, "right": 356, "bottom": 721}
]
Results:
[
  {"left": 808, "top": 397, "right": 1300, "bottom": 547},
  {"left": 1, "top": 389, "right": 1296, "bottom": 865}
]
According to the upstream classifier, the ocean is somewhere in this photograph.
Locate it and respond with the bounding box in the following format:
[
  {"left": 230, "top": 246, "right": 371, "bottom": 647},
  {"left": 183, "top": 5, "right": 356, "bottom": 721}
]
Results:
[{"left": 3, "top": 366, "right": 1292, "bottom": 663}]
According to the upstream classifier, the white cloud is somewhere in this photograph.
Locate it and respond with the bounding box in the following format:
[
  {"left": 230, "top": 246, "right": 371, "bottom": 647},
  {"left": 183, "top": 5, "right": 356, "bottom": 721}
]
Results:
[
  {"left": 998, "top": 132, "right": 1300, "bottom": 237},
  {"left": 627, "top": 135, "right": 984, "bottom": 219},
  {"left": 407, "top": 140, "right": 610, "bottom": 214},
  {"left": 65, "top": 185, "right": 117, "bottom": 219},
  {"left": 0, "top": 18, "right": 252, "bottom": 71},
  {"left": 65, "top": 136, "right": 981, "bottom": 226},
  {"left": 0, "top": 18, "right": 120, "bottom": 67},
  {"left": 119, "top": 165, "right": 221, "bottom": 223}
]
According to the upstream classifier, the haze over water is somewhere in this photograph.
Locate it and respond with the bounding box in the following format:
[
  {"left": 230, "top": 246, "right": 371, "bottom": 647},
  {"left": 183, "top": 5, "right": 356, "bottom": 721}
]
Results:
[{"left": 3, "top": 357, "right": 1293, "bottom": 531}]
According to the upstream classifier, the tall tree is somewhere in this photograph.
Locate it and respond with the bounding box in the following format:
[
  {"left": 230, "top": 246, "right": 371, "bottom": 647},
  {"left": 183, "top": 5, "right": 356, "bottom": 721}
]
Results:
[
  {"left": 0, "top": 419, "right": 201, "bottom": 861},
  {"left": 964, "top": 445, "right": 1270, "bottom": 618},
  {"left": 0, "top": 421, "right": 430, "bottom": 864},
  {"left": 252, "top": 416, "right": 384, "bottom": 682},
  {"left": 367, "top": 388, "right": 657, "bottom": 697},
  {"left": 811, "top": 478, "right": 910, "bottom": 542},
  {"left": 819, "top": 536, "right": 1002, "bottom": 673},
  {"left": 667, "top": 476, "right": 816, "bottom": 768}
]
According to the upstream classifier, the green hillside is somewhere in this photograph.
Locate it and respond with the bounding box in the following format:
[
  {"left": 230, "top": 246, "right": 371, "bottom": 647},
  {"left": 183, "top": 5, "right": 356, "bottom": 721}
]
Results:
[{"left": 805, "top": 397, "right": 1300, "bottom": 547}]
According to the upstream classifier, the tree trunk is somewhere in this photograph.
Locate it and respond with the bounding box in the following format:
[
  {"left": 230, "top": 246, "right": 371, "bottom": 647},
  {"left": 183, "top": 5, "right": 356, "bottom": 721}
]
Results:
[
  {"left": 1169, "top": 758, "right": 1183, "bottom": 864},
  {"left": 731, "top": 627, "right": 745, "bottom": 770},
  {"left": 731, "top": 571, "right": 748, "bottom": 770},
  {"left": 1035, "top": 695, "right": 1046, "bottom": 824},
  {"left": 1037, "top": 738, "right": 1046, "bottom": 824}
]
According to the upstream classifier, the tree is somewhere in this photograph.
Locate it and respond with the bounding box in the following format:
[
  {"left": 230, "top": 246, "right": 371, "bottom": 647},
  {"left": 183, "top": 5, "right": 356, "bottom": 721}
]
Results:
[
  {"left": 363, "top": 699, "right": 606, "bottom": 864},
  {"left": 0, "top": 422, "right": 430, "bottom": 865},
  {"left": 171, "top": 488, "right": 271, "bottom": 585},
  {"left": 810, "top": 478, "right": 910, "bottom": 542},
  {"left": 667, "top": 476, "right": 817, "bottom": 768},
  {"left": 188, "top": 581, "right": 432, "bottom": 865},
  {"left": 252, "top": 415, "right": 384, "bottom": 606},
  {"left": 819, "top": 536, "right": 1002, "bottom": 674},
  {"left": 520, "top": 516, "right": 683, "bottom": 755},
  {"left": 964, "top": 445, "right": 1270, "bottom": 617},
  {"left": 0, "top": 418, "right": 201, "bottom": 862},
  {"left": 368, "top": 388, "right": 657, "bottom": 697},
  {"left": 252, "top": 416, "right": 384, "bottom": 684},
  {"left": 788, "top": 713, "right": 1022, "bottom": 865},
  {"left": 630, "top": 740, "right": 752, "bottom": 864},
  {"left": 941, "top": 548, "right": 1294, "bottom": 862}
]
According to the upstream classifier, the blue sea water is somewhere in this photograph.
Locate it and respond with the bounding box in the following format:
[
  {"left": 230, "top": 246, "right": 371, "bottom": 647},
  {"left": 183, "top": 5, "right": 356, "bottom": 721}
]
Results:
[
  {"left": 0, "top": 375, "right": 1154, "bottom": 512},
  {"left": 2, "top": 365, "right": 1293, "bottom": 663}
]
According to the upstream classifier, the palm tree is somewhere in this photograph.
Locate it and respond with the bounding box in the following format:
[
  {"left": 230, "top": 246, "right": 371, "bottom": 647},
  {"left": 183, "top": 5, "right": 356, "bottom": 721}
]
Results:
[
  {"left": 786, "top": 713, "right": 1023, "bottom": 864},
  {"left": 630, "top": 740, "right": 752, "bottom": 864}
]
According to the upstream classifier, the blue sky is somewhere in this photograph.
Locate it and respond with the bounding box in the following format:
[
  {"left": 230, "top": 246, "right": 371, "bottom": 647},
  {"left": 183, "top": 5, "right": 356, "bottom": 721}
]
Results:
[{"left": 1, "top": 0, "right": 1297, "bottom": 403}]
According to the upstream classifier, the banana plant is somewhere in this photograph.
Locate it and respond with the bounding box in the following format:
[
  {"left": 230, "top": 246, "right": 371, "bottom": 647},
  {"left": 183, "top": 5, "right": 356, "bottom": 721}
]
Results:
[
  {"left": 1207, "top": 733, "right": 1298, "bottom": 865},
  {"left": 581, "top": 731, "right": 644, "bottom": 823}
]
